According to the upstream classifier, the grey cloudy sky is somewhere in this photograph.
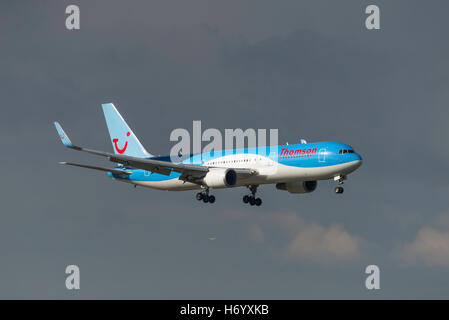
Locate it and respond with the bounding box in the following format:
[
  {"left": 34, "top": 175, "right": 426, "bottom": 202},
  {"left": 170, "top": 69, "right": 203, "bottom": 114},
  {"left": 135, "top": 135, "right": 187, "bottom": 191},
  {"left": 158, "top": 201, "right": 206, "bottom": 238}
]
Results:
[{"left": 1, "top": 0, "right": 449, "bottom": 298}]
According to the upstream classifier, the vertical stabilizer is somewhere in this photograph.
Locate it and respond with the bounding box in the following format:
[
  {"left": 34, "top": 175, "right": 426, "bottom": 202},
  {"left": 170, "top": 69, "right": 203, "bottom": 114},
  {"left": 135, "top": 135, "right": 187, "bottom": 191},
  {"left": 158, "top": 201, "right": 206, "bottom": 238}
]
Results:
[{"left": 101, "top": 103, "right": 152, "bottom": 158}]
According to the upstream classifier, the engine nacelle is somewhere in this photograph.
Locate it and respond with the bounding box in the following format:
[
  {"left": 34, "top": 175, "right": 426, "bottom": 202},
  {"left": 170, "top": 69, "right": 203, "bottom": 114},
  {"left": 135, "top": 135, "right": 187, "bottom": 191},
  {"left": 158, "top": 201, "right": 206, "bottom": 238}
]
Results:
[
  {"left": 203, "top": 168, "right": 237, "bottom": 188},
  {"left": 276, "top": 181, "right": 317, "bottom": 194}
]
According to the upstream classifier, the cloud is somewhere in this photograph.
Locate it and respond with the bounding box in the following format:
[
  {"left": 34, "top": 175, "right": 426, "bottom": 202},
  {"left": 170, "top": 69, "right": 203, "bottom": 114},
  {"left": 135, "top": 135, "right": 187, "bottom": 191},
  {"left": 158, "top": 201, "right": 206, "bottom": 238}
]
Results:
[
  {"left": 225, "top": 212, "right": 362, "bottom": 265},
  {"left": 245, "top": 213, "right": 362, "bottom": 265},
  {"left": 274, "top": 213, "right": 302, "bottom": 233},
  {"left": 401, "top": 227, "right": 449, "bottom": 267},
  {"left": 247, "top": 224, "right": 264, "bottom": 244},
  {"left": 284, "top": 223, "right": 360, "bottom": 264}
]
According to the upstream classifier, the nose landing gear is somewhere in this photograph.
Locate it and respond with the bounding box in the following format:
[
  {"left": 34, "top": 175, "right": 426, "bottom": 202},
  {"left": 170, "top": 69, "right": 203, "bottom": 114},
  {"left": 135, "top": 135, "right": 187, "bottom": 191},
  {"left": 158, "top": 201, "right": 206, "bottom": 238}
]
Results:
[
  {"left": 243, "top": 185, "right": 262, "bottom": 206},
  {"left": 334, "top": 186, "right": 344, "bottom": 194},
  {"left": 333, "top": 175, "right": 346, "bottom": 194}
]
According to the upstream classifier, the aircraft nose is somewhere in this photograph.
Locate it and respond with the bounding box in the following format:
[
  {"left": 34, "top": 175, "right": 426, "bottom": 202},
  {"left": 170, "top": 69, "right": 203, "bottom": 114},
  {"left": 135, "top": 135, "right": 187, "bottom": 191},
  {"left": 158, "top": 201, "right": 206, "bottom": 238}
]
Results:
[{"left": 353, "top": 153, "right": 363, "bottom": 168}]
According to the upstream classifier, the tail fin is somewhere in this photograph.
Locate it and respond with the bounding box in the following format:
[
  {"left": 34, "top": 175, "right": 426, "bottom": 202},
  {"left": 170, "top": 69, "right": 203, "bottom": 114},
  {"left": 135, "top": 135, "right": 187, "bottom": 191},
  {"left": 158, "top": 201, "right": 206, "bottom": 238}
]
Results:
[{"left": 101, "top": 103, "right": 152, "bottom": 158}]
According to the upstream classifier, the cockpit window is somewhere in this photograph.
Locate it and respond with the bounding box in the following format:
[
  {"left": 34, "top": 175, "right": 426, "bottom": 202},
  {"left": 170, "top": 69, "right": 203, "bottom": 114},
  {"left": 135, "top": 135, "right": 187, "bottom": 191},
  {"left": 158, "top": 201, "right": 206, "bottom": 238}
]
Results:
[{"left": 338, "top": 149, "right": 355, "bottom": 154}]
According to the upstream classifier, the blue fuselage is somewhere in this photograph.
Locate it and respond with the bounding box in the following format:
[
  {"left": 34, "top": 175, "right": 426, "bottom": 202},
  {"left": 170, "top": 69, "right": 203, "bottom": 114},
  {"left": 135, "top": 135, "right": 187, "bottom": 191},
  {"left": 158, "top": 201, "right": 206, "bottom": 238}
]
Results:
[{"left": 108, "top": 142, "right": 362, "bottom": 188}]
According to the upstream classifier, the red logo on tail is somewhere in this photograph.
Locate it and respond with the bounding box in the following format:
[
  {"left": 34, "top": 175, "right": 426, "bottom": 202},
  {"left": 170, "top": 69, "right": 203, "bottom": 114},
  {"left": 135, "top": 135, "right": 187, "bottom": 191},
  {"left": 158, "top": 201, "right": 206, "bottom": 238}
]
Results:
[{"left": 113, "top": 132, "right": 130, "bottom": 154}]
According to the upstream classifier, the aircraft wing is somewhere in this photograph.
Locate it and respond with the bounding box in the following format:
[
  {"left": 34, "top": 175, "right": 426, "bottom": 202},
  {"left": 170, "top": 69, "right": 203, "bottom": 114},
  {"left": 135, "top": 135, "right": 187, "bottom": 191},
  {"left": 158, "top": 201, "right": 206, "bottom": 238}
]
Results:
[
  {"left": 54, "top": 122, "right": 258, "bottom": 182},
  {"left": 55, "top": 122, "right": 209, "bottom": 178}
]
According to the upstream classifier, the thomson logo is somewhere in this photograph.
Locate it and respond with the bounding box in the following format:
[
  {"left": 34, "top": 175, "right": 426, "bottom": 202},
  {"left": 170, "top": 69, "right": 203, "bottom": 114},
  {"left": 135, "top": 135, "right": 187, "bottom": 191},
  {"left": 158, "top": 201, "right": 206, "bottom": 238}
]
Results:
[{"left": 280, "top": 148, "right": 317, "bottom": 157}]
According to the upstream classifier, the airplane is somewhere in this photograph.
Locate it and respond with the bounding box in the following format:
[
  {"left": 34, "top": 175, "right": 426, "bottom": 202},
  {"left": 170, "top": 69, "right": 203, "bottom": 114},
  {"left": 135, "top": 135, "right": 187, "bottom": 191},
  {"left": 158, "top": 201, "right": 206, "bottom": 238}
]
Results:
[{"left": 54, "top": 103, "right": 362, "bottom": 206}]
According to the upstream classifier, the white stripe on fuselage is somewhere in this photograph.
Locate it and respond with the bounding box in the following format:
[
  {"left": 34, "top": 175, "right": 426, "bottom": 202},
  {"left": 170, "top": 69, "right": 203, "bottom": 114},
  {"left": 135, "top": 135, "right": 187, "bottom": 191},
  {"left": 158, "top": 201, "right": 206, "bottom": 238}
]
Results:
[{"left": 112, "top": 154, "right": 361, "bottom": 191}]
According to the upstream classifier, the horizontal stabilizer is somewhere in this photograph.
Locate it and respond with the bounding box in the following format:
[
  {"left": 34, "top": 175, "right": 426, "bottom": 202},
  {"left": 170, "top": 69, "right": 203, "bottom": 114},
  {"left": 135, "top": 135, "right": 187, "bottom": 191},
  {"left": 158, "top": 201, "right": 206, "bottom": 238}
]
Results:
[{"left": 59, "top": 162, "right": 132, "bottom": 176}]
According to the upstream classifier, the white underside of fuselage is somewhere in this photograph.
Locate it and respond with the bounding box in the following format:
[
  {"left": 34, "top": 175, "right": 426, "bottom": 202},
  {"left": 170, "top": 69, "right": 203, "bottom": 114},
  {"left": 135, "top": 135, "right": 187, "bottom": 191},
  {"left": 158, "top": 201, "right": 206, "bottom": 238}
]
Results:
[{"left": 112, "top": 154, "right": 361, "bottom": 191}]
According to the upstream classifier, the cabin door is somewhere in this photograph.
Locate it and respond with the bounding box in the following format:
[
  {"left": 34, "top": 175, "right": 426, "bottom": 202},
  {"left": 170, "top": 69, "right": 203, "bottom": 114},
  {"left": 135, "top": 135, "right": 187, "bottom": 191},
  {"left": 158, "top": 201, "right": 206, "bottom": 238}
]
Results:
[{"left": 318, "top": 149, "right": 326, "bottom": 163}]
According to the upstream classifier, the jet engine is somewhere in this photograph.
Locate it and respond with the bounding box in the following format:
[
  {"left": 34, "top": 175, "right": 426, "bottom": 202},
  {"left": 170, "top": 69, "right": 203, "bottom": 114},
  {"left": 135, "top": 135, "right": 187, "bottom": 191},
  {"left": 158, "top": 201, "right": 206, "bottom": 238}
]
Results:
[
  {"left": 203, "top": 168, "right": 237, "bottom": 188},
  {"left": 276, "top": 181, "right": 317, "bottom": 194}
]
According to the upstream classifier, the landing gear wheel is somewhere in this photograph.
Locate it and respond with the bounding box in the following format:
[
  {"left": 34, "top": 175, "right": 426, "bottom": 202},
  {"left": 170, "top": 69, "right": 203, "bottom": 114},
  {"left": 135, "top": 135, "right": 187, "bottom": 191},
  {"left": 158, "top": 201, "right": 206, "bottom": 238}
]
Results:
[
  {"left": 244, "top": 185, "right": 261, "bottom": 206},
  {"left": 196, "top": 192, "right": 203, "bottom": 201},
  {"left": 208, "top": 195, "right": 215, "bottom": 203},
  {"left": 334, "top": 186, "right": 344, "bottom": 194},
  {"left": 203, "top": 195, "right": 209, "bottom": 203},
  {"left": 249, "top": 197, "right": 256, "bottom": 206}
]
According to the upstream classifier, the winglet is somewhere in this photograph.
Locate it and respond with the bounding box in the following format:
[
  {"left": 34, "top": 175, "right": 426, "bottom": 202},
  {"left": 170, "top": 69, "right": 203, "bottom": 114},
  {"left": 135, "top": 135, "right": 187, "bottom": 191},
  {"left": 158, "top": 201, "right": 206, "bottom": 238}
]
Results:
[{"left": 54, "top": 122, "right": 74, "bottom": 148}]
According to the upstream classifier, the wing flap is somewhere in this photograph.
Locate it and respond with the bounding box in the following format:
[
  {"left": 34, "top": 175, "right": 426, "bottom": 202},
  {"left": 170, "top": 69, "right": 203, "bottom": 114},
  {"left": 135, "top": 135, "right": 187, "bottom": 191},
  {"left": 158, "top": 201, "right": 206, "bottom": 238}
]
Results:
[{"left": 107, "top": 154, "right": 208, "bottom": 176}]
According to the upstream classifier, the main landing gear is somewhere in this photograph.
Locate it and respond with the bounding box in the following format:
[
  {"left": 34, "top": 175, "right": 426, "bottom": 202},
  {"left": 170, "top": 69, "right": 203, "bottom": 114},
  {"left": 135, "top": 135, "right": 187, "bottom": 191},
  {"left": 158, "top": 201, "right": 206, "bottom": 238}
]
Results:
[
  {"left": 243, "top": 185, "right": 262, "bottom": 206},
  {"left": 196, "top": 188, "right": 215, "bottom": 204},
  {"left": 334, "top": 175, "right": 346, "bottom": 194}
]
